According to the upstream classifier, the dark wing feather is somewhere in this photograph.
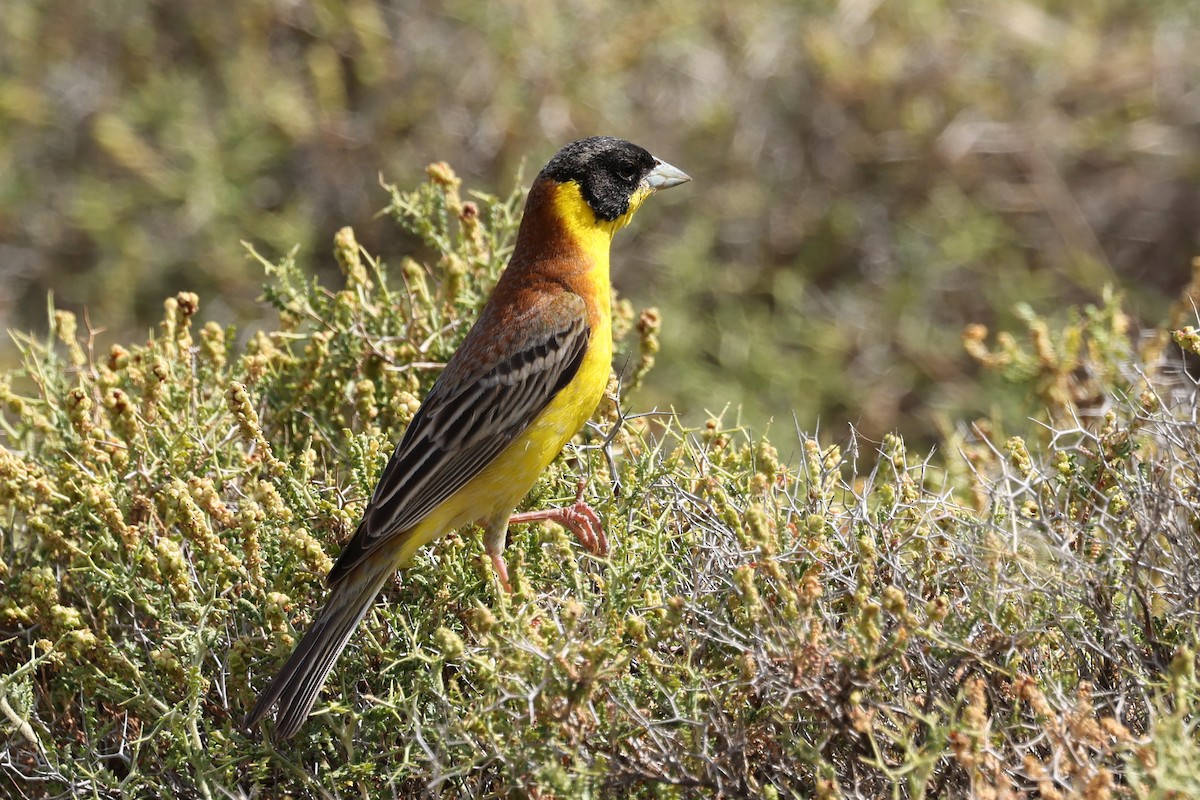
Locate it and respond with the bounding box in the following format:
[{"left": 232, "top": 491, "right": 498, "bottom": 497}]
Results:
[{"left": 326, "top": 291, "right": 591, "bottom": 586}]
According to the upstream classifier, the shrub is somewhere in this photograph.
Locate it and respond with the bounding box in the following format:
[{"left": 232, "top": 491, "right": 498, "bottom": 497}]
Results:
[{"left": 1, "top": 165, "right": 1197, "bottom": 798}]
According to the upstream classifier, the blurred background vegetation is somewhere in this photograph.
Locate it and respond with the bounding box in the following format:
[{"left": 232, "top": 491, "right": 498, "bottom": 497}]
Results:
[{"left": 2, "top": 0, "right": 1198, "bottom": 447}]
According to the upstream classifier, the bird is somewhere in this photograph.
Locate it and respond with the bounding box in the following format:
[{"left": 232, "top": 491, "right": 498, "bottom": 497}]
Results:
[{"left": 244, "top": 136, "right": 690, "bottom": 740}]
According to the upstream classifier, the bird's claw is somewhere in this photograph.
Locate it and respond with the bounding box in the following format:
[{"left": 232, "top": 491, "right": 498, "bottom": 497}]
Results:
[{"left": 508, "top": 481, "right": 608, "bottom": 557}]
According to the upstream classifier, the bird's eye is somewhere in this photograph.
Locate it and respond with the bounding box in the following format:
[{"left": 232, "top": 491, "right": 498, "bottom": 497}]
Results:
[{"left": 617, "top": 167, "right": 637, "bottom": 183}]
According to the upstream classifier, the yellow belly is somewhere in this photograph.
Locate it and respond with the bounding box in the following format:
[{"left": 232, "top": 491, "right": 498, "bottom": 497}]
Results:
[
  {"left": 467, "top": 325, "right": 611, "bottom": 520},
  {"left": 395, "top": 310, "right": 612, "bottom": 564}
]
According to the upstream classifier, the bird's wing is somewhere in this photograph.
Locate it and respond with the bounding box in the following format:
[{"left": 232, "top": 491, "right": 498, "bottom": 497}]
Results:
[{"left": 325, "top": 289, "right": 591, "bottom": 585}]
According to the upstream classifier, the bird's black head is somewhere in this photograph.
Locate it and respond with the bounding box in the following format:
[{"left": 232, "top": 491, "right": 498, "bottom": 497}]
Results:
[{"left": 539, "top": 136, "right": 661, "bottom": 221}]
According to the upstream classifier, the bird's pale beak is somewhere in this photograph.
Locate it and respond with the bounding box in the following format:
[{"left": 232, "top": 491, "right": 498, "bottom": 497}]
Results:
[{"left": 645, "top": 159, "right": 691, "bottom": 191}]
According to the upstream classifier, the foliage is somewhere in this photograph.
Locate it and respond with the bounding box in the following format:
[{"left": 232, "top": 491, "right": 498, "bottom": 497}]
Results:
[{"left": 1, "top": 166, "right": 1199, "bottom": 798}]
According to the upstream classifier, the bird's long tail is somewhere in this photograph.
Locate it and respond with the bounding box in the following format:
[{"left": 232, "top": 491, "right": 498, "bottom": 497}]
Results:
[{"left": 243, "top": 553, "right": 397, "bottom": 741}]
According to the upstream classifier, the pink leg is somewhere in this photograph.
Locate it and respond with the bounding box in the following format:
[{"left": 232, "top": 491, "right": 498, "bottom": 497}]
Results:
[
  {"left": 482, "top": 520, "right": 513, "bottom": 593},
  {"left": 489, "top": 551, "right": 512, "bottom": 593},
  {"left": 508, "top": 483, "right": 608, "bottom": 556}
]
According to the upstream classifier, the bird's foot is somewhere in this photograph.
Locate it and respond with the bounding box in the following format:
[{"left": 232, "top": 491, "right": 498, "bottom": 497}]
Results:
[{"left": 508, "top": 482, "right": 608, "bottom": 556}]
